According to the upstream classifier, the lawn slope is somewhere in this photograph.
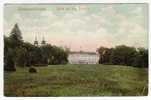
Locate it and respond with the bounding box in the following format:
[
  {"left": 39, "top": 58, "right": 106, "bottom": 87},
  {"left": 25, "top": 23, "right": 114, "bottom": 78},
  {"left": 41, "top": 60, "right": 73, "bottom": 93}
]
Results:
[{"left": 4, "top": 64, "right": 148, "bottom": 96}]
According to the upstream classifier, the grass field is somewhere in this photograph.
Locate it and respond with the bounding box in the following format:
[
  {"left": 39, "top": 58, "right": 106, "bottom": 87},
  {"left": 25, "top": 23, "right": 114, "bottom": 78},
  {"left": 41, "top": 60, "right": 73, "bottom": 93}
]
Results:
[{"left": 4, "top": 64, "right": 148, "bottom": 96}]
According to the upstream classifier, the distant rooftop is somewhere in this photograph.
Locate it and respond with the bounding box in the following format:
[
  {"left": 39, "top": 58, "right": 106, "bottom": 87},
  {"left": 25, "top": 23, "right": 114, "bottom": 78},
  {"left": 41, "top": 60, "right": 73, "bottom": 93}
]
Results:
[{"left": 70, "top": 51, "right": 98, "bottom": 55}]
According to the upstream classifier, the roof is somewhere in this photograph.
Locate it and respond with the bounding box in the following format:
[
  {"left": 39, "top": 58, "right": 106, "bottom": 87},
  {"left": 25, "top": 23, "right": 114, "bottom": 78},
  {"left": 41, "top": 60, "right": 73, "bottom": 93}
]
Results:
[{"left": 69, "top": 51, "right": 98, "bottom": 55}]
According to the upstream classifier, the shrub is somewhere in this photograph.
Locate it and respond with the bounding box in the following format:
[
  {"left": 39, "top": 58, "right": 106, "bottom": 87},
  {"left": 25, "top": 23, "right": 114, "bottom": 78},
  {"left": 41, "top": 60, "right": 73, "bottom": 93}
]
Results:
[{"left": 29, "top": 67, "right": 37, "bottom": 73}]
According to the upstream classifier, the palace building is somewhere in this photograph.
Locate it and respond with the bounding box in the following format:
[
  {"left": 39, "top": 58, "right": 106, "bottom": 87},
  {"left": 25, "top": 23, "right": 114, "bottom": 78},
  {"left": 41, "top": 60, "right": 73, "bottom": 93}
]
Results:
[{"left": 68, "top": 51, "right": 99, "bottom": 64}]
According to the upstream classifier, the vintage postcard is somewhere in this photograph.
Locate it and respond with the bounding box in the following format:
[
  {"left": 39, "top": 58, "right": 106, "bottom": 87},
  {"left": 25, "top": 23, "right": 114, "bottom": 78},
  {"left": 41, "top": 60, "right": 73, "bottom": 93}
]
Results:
[{"left": 4, "top": 3, "right": 148, "bottom": 96}]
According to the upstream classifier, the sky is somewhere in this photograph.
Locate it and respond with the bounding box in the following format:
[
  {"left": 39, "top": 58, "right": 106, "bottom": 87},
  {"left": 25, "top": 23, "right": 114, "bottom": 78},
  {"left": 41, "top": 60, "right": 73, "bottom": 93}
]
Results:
[{"left": 4, "top": 4, "right": 148, "bottom": 52}]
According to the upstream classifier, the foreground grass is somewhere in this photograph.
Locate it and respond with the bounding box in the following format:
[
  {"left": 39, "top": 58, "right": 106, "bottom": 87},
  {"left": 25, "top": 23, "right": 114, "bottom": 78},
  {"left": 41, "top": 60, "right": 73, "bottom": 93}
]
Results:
[{"left": 4, "top": 64, "right": 148, "bottom": 96}]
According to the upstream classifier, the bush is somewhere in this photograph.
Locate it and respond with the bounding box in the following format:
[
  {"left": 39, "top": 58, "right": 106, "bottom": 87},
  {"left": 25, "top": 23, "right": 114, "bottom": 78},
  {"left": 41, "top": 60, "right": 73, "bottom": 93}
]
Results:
[{"left": 29, "top": 67, "right": 37, "bottom": 73}]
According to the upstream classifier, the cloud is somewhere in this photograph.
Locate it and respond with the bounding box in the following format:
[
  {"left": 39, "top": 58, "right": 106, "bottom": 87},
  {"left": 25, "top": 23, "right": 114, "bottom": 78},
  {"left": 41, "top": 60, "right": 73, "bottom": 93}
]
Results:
[{"left": 4, "top": 4, "right": 148, "bottom": 52}]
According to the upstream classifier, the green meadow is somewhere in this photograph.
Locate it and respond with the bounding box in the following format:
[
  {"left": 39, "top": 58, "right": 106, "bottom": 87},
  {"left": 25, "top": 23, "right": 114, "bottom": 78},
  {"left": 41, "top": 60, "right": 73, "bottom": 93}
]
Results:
[{"left": 4, "top": 64, "right": 148, "bottom": 96}]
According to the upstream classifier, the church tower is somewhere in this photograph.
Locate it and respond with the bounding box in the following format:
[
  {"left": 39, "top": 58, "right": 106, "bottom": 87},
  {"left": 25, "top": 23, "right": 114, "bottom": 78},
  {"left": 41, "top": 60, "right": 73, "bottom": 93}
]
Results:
[
  {"left": 34, "top": 36, "right": 38, "bottom": 46},
  {"left": 41, "top": 36, "right": 46, "bottom": 45}
]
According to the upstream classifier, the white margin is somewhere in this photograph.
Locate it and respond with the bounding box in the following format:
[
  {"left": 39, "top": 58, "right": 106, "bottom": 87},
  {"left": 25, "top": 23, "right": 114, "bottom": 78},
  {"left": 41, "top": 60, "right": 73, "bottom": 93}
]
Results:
[{"left": 0, "top": 0, "right": 150, "bottom": 100}]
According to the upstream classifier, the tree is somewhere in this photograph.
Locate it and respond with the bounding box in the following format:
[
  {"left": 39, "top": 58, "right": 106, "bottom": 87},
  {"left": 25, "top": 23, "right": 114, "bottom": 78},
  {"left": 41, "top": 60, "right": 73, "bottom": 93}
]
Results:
[
  {"left": 9, "top": 23, "right": 23, "bottom": 48},
  {"left": 40, "top": 45, "right": 52, "bottom": 65},
  {"left": 97, "top": 47, "right": 112, "bottom": 64},
  {"left": 4, "top": 23, "right": 70, "bottom": 70},
  {"left": 4, "top": 36, "right": 15, "bottom": 71},
  {"left": 22, "top": 42, "right": 35, "bottom": 67},
  {"left": 51, "top": 46, "right": 68, "bottom": 64},
  {"left": 111, "top": 45, "right": 137, "bottom": 66},
  {"left": 16, "top": 47, "right": 28, "bottom": 67},
  {"left": 30, "top": 46, "right": 42, "bottom": 66},
  {"left": 133, "top": 48, "right": 148, "bottom": 68},
  {"left": 9, "top": 23, "right": 24, "bottom": 67},
  {"left": 4, "top": 49, "right": 16, "bottom": 71},
  {"left": 4, "top": 23, "right": 23, "bottom": 70}
]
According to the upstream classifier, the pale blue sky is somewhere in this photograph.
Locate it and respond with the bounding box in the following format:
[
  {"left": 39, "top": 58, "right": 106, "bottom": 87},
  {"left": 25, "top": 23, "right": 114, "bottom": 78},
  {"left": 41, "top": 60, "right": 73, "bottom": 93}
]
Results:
[{"left": 4, "top": 4, "right": 148, "bottom": 52}]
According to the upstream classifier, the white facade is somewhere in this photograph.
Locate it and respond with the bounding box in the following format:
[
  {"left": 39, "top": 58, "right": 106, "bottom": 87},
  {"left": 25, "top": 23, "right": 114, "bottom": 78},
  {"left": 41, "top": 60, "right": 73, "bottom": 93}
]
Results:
[{"left": 68, "top": 52, "right": 99, "bottom": 64}]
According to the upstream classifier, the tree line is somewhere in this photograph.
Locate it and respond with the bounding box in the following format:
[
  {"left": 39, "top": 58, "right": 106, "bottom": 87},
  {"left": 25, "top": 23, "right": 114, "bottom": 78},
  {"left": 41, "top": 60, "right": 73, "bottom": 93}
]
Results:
[
  {"left": 97, "top": 45, "right": 148, "bottom": 68},
  {"left": 4, "top": 24, "right": 69, "bottom": 71},
  {"left": 4, "top": 23, "right": 148, "bottom": 71}
]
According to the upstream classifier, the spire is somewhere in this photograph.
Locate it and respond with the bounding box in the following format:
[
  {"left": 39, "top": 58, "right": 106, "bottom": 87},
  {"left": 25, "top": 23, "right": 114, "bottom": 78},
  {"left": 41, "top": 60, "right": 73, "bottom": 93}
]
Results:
[
  {"left": 41, "top": 34, "right": 46, "bottom": 45},
  {"left": 35, "top": 36, "right": 37, "bottom": 41},
  {"left": 34, "top": 35, "right": 38, "bottom": 46}
]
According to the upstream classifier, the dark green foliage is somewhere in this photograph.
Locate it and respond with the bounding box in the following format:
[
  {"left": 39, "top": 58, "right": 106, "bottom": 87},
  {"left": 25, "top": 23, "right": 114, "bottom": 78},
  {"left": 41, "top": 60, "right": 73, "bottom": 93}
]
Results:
[
  {"left": 30, "top": 47, "right": 43, "bottom": 66},
  {"left": 51, "top": 46, "right": 68, "bottom": 64},
  {"left": 4, "top": 23, "right": 69, "bottom": 71},
  {"left": 40, "top": 45, "right": 52, "bottom": 65},
  {"left": 4, "top": 36, "right": 16, "bottom": 71},
  {"left": 24, "top": 44, "right": 68, "bottom": 66},
  {"left": 133, "top": 48, "right": 148, "bottom": 68},
  {"left": 4, "top": 23, "right": 23, "bottom": 71},
  {"left": 97, "top": 47, "right": 112, "bottom": 64},
  {"left": 9, "top": 23, "right": 23, "bottom": 48},
  {"left": 111, "top": 45, "right": 137, "bottom": 66},
  {"left": 29, "top": 67, "right": 37, "bottom": 73},
  {"left": 4, "top": 53, "right": 16, "bottom": 71},
  {"left": 16, "top": 47, "right": 28, "bottom": 67},
  {"left": 97, "top": 45, "right": 148, "bottom": 68},
  {"left": 22, "top": 42, "right": 35, "bottom": 67},
  {"left": 4, "top": 48, "right": 16, "bottom": 71}
]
